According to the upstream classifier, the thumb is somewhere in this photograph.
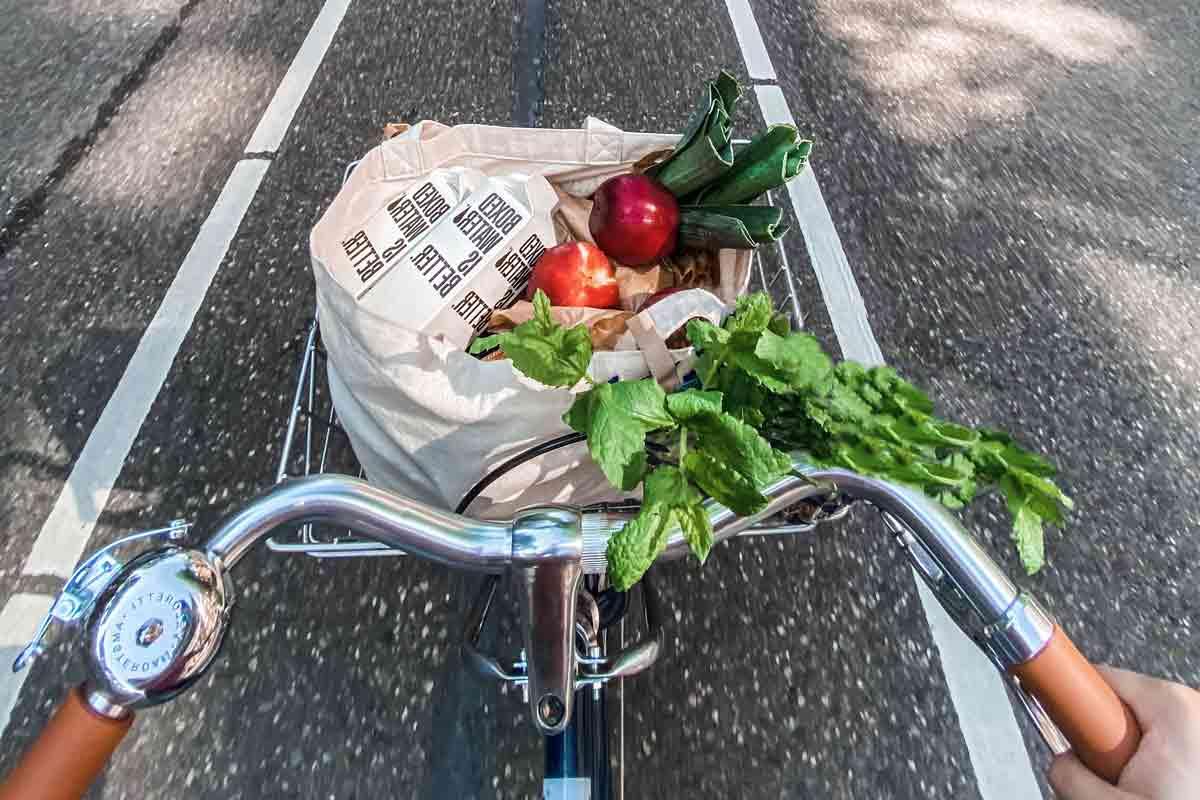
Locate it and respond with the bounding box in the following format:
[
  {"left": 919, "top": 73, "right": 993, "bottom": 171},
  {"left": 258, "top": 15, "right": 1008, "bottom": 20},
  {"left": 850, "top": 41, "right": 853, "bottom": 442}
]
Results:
[
  {"left": 1049, "top": 753, "right": 1139, "bottom": 800},
  {"left": 1096, "top": 665, "right": 1183, "bottom": 729}
]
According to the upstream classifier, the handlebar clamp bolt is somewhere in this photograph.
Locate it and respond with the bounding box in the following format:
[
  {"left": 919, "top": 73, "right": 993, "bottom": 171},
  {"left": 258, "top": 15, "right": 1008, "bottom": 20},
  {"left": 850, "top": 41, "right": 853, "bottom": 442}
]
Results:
[{"left": 537, "top": 694, "right": 566, "bottom": 728}]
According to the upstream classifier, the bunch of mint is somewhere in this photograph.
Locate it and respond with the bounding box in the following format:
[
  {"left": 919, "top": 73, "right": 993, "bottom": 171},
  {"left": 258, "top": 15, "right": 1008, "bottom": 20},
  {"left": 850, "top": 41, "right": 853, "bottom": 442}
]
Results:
[{"left": 482, "top": 290, "right": 1072, "bottom": 589}]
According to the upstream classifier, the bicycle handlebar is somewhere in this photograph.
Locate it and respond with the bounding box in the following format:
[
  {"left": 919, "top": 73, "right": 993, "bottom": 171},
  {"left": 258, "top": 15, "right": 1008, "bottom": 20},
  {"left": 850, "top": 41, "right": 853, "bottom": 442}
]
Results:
[
  {"left": 205, "top": 475, "right": 514, "bottom": 571},
  {"left": 203, "top": 470, "right": 837, "bottom": 575},
  {"left": 1, "top": 463, "right": 1140, "bottom": 796},
  {"left": 204, "top": 465, "right": 1142, "bottom": 781}
]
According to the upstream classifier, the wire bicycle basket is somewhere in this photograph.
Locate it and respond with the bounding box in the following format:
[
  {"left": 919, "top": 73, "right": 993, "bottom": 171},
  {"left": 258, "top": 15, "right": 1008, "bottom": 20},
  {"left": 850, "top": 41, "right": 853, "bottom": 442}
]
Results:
[{"left": 267, "top": 188, "right": 839, "bottom": 558}]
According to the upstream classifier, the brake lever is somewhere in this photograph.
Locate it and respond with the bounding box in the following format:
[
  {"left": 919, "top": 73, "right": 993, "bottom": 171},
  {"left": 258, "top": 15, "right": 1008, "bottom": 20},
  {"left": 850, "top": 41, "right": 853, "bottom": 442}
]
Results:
[
  {"left": 879, "top": 509, "right": 1070, "bottom": 755},
  {"left": 13, "top": 520, "right": 192, "bottom": 672},
  {"left": 881, "top": 511, "right": 977, "bottom": 627}
]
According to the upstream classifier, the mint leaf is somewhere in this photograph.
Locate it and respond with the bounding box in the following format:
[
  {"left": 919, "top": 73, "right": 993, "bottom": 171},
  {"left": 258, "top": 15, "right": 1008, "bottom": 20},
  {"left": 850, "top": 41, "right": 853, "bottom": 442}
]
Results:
[
  {"left": 691, "top": 327, "right": 793, "bottom": 394},
  {"left": 1013, "top": 506, "right": 1045, "bottom": 574},
  {"left": 728, "top": 292, "right": 773, "bottom": 333},
  {"left": 892, "top": 377, "right": 935, "bottom": 416},
  {"left": 1002, "top": 476, "right": 1046, "bottom": 574},
  {"left": 890, "top": 418, "right": 950, "bottom": 449},
  {"left": 665, "top": 389, "right": 723, "bottom": 421},
  {"left": 689, "top": 303, "right": 834, "bottom": 396},
  {"left": 696, "top": 291, "right": 1073, "bottom": 572},
  {"left": 606, "top": 465, "right": 713, "bottom": 589},
  {"left": 564, "top": 379, "right": 675, "bottom": 490},
  {"left": 644, "top": 465, "right": 712, "bottom": 564},
  {"left": 497, "top": 290, "right": 593, "bottom": 388},
  {"left": 583, "top": 290, "right": 1073, "bottom": 582},
  {"left": 945, "top": 453, "right": 978, "bottom": 505},
  {"left": 606, "top": 506, "right": 672, "bottom": 591},
  {"left": 819, "top": 382, "right": 874, "bottom": 424},
  {"left": 753, "top": 330, "right": 833, "bottom": 392},
  {"left": 686, "top": 318, "right": 729, "bottom": 352},
  {"left": 1007, "top": 468, "right": 1071, "bottom": 526},
  {"left": 692, "top": 351, "right": 720, "bottom": 388},
  {"left": 931, "top": 422, "right": 979, "bottom": 447},
  {"left": 643, "top": 463, "right": 697, "bottom": 502},
  {"left": 682, "top": 450, "right": 770, "bottom": 516},
  {"left": 989, "top": 442, "right": 1060, "bottom": 479},
  {"left": 685, "top": 409, "right": 793, "bottom": 489},
  {"left": 677, "top": 504, "right": 715, "bottom": 563},
  {"left": 833, "top": 443, "right": 902, "bottom": 478},
  {"left": 768, "top": 312, "right": 792, "bottom": 337}
]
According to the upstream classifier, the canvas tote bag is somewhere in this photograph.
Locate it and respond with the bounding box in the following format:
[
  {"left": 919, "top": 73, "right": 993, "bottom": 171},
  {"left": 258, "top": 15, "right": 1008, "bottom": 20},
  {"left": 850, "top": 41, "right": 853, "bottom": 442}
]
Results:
[{"left": 311, "top": 118, "right": 752, "bottom": 519}]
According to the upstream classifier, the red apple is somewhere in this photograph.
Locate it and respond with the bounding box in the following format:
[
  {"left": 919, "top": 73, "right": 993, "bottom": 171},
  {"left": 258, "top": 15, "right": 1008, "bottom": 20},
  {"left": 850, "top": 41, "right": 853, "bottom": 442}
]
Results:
[
  {"left": 526, "top": 241, "right": 620, "bottom": 308},
  {"left": 589, "top": 174, "right": 679, "bottom": 266}
]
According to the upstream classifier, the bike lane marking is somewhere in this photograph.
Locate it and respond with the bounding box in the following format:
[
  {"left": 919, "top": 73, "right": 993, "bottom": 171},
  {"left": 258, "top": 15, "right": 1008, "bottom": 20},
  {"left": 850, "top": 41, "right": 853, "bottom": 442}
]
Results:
[
  {"left": 754, "top": 84, "right": 1043, "bottom": 800},
  {"left": 724, "top": 7, "right": 1044, "bottom": 798},
  {"left": 724, "top": 0, "right": 777, "bottom": 81},
  {"left": 0, "top": 0, "right": 354, "bottom": 736},
  {"left": 22, "top": 0, "right": 353, "bottom": 580},
  {"left": 244, "top": 0, "right": 354, "bottom": 153}
]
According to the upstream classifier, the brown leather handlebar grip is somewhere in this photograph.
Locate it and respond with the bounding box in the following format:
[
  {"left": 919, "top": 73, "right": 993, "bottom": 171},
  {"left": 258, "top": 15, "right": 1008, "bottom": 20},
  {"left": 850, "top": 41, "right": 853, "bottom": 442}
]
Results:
[
  {"left": 1010, "top": 626, "right": 1140, "bottom": 784},
  {"left": 0, "top": 687, "right": 132, "bottom": 800}
]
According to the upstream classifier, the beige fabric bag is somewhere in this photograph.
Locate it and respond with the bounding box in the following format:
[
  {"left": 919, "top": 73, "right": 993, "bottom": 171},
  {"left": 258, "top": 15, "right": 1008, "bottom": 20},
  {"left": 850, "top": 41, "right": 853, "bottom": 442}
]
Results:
[{"left": 310, "top": 118, "right": 752, "bottom": 518}]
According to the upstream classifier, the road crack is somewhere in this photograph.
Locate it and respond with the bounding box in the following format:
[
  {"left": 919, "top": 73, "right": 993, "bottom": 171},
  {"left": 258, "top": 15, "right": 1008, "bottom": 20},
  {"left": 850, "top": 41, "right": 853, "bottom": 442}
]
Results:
[
  {"left": 512, "top": 0, "right": 548, "bottom": 127},
  {"left": 0, "top": 0, "right": 206, "bottom": 259}
]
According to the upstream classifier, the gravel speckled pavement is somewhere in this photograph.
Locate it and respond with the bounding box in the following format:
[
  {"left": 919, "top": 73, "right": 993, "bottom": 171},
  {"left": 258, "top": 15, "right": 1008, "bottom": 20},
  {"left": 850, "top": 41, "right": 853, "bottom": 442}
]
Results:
[{"left": 0, "top": 1, "right": 1196, "bottom": 798}]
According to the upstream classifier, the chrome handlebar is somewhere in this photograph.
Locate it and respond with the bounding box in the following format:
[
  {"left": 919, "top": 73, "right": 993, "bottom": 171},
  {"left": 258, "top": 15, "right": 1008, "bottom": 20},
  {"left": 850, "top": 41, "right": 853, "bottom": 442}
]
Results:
[
  {"left": 14, "top": 460, "right": 1062, "bottom": 743},
  {"left": 205, "top": 476, "right": 512, "bottom": 572},
  {"left": 207, "top": 469, "right": 839, "bottom": 576}
]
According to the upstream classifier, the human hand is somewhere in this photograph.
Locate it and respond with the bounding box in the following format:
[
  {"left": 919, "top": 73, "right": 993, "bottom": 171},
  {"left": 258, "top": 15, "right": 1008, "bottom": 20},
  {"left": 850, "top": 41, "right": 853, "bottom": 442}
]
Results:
[{"left": 1050, "top": 666, "right": 1200, "bottom": 800}]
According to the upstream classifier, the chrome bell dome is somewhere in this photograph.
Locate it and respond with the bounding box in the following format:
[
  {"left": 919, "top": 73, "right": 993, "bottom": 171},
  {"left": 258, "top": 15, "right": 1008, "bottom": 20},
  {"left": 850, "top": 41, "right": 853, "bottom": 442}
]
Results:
[{"left": 82, "top": 548, "right": 232, "bottom": 708}]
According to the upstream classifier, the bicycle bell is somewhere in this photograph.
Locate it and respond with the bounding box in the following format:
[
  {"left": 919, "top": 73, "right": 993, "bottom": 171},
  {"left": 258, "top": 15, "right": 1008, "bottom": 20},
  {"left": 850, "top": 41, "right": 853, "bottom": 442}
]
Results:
[{"left": 82, "top": 548, "right": 232, "bottom": 708}]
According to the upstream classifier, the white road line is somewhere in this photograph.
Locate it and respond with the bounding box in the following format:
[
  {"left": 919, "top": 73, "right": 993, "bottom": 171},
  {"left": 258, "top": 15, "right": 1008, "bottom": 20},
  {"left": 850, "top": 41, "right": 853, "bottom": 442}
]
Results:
[
  {"left": 22, "top": 159, "right": 271, "bottom": 579},
  {"left": 755, "top": 85, "right": 882, "bottom": 363},
  {"left": 914, "top": 580, "right": 1048, "bottom": 798},
  {"left": 727, "top": 16, "right": 1044, "bottom": 800},
  {"left": 244, "top": 0, "right": 353, "bottom": 153},
  {"left": 724, "top": 0, "right": 777, "bottom": 81},
  {"left": 0, "top": 594, "right": 54, "bottom": 734}
]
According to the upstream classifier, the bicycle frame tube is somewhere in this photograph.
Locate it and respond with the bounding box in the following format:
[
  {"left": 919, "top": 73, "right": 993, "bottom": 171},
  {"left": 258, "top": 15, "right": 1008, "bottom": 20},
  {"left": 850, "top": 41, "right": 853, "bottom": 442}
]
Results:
[{"left": 544, "top": 683, "right": 609, "bottom": 800}]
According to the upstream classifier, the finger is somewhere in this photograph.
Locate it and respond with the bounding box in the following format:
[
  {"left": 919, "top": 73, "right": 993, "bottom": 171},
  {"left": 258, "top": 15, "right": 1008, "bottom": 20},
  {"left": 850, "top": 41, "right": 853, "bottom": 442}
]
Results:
[
  {"left": 1096, "top": 665, "right": 1182, "bottom": 729},
  {"left": 1049, "top": 753, "right": 1137, "bottom": 800}
]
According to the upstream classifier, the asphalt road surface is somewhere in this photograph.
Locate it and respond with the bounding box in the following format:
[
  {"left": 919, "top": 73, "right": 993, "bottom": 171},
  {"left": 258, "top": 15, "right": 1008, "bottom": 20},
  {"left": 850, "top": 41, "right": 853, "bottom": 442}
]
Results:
[{"left": 1, "top": 0, "right": 1197, "bottom": 798}]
